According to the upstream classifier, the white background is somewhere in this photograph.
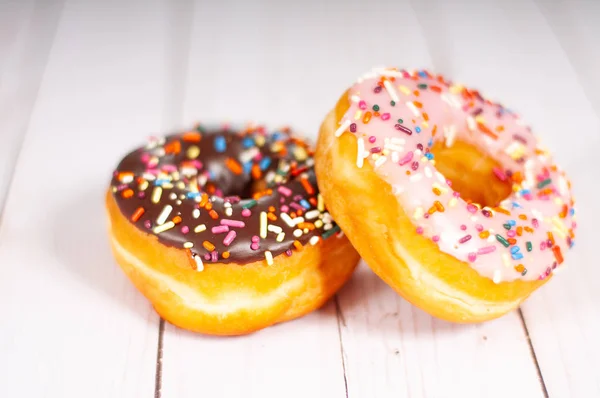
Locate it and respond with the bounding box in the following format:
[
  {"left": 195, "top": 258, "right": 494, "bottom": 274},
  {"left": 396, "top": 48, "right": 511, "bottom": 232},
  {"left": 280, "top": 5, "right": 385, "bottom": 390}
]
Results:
[{"left": 0, "top": 0, "right": 598, "bottom": 397}]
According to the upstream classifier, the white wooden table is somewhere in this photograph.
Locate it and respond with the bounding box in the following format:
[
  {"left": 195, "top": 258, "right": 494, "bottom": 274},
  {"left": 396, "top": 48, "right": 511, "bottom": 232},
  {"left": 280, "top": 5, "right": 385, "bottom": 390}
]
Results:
[{"left": 1, "top": 1, "right": 598, "bottom": 397}]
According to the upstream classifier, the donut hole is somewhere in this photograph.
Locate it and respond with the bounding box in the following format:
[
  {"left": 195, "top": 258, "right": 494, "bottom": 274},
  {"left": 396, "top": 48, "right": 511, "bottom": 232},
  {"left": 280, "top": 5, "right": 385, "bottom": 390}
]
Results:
[
  {"left": 203, "top": 162, "right": 267, "bottom": 198},
  {"left": 430, "top": 140, "right": 513, "bottom": 207}
]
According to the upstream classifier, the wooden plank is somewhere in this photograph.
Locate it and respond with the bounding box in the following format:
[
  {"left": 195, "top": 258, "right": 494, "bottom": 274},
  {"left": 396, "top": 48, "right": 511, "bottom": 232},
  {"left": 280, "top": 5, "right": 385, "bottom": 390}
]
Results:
[
  {"left": 163, "top": 1, "right": 543, "bottom": 397},
  {"left": 0, "top": 1, "right": 179, "bottom": 396},
  {"left": 0, "top": 0, "right": 34, "bottom": 75},
  {"left": 536, "top": 0, "right": 600, "bottom": 115},
  {"left": 162, "top": 1, "right": 358, "bottom": 397},
  {"left": 0, "top": 0, "right": 60, "bottom": 212},
  {"left": 412, "top": 1, "right": 600, "bottom": 397},
  {"left": 338, "top": 264, "right": 544, "bottom": 398}
]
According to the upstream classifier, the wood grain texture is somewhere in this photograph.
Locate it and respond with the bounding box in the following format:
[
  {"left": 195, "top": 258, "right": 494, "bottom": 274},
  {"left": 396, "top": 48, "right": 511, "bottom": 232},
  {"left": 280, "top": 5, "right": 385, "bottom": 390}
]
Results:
[
  {"left": 163, "top": 1, "right": 545, "bottom": 397},
  {"left": 412, "top": 1, "right": 600, "bottom": 397},
  {"left": 0, "top": 0, "right": 598, "bottom": 396},
  {"left": 160, "top": 2, "right": 349, "bottom": 397},
  {"left": 0, "top": 0, "right": 175, "bottom": 396},
  {"left": 0, "top": 0, "right": 62, "bottom": 213}
]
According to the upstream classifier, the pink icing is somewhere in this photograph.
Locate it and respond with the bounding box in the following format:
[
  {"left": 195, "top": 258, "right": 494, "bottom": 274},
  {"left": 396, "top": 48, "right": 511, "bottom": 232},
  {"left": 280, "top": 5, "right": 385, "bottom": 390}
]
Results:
[{"left": 337, "top": 68, "right": 576, "bottom": 282}]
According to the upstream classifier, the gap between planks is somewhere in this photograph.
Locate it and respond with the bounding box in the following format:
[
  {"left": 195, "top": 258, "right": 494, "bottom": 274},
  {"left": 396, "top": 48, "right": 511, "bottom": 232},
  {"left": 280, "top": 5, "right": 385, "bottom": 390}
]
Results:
[
  {"left": 335, "top": 295, "right": 350, "bottom": 398},
  {"left": 518, "top": 308, "right": 550, "bottom": 398}
]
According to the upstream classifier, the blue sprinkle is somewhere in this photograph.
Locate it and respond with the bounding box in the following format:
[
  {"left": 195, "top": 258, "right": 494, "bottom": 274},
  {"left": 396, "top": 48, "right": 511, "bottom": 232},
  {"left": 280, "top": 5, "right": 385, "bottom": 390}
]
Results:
[
  {"left": 300, "top": 199, "right": 311, "bottom": 209},
  {"left": 425, "top": 153, "right": 434, "bottom": 160},
  {"left": 272, "top": 132, "right": 283, "bottom": 141},
  {"left": 214, "top": 135, "right": 227, "bottom": 152},
  {"left": 508, "top": 220, "right": 516, "bottom": 226},
  {"left": 511, "top": 201, "right": 523, "bottom": 209},
  {"left": 570, "top": 241, "right": 575, "bottom": 248},
  {"left": 569, "top": 208, "right": 575, "bottom": 216},
  {"left": 510, "top": 246, "right": 520, "bottom": 254},
  {"left": 428, "top": 138, "right": 433, "bottom": 147},
  {"left": 187, "top": 192, "right": 200, "bottom": 199},
  {"left": 511, "top": 252, "right": 524, "bottom": 260},
  {"left": 154, "top": 179, "right": 169, "bottom": 186},
  {"left": 415, "top": 127, "right": 422, "bottom": 133},
  {"left": 242, "top": 137, "right": 254, "bottom": 148},
  {"left": 519, "top": 189, "right": 531, "bottom": 195},
  {"left": 243, "top": 161, "right": 253, "bottom": 174},
  {"left": 259, "top": 157, "right": 271, "bottom": 170},
  {"left": 418, "top": 70, "right": 427, "bottom": 78}
]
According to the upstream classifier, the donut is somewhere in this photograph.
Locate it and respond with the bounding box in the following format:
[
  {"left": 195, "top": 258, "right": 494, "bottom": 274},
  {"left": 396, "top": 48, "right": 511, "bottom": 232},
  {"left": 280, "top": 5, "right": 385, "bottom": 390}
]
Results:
[
  {"left": 106, "top": 124, "right": 359, "bottom": 335},
  {"left": 316, "top": 67, "right": 576, "bottom": 322}
]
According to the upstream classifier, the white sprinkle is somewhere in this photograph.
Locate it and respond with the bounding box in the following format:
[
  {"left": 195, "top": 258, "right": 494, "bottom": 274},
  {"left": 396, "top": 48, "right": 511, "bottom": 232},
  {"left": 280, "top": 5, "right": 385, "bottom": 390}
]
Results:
[
  {"left": 493, "top": 270, "right": 502, "bottom": 284},
  {"left": 183, "top": 242, "right": 194, "bottom": 249},
  {"left": 293, "top": 229, "right": 303, "bottom": 238},
  {"left": 156, "top": 205, "right": 173, "bottom": 225},
  {"left": 444, "top": 125, "right": 457, "bottom": 147},
  {"left": 531, "top": 209, "right": 544, "bottom": 220},
  {"left": 225, "top": 207, "right": 233, "bottom": 217},
  {"left": 392, "top": 185, "right": 404, "bottom": 195},
  {"left": 194, "top": 224, "right": 206, "bottom": 233},
  {"left": 356, "top": 138, "right": 365, "bottom": 168},
  {"left": 169, "top": 192, "right": 177, "bottom": 200},
  {"left": 436, "top": 172, "right": 446, "bottom": 184},
  {"left": 409, "top": 173, "right": 423, "bottom": 182},
  {"left": 153, "top": 221, "right": 175, "bottom": 234},
  {"left": 383, "top": 80, "right": 399, "bottom": 102},
  {"left": 448, "top": 197, "right": 458, "bottom": 207},
  {"left": 406, "top": 101, "right": 420, "bottom": 117},
  {"left": 309, "top": 236, "right": 320, "bottom": 246},
  {"left": 151, "top": 187, "right": 163, "bottom": 203},
  {"left": 424, "top": 167, "right": 433, "bottom": 178},
  {"left": 293, "top": 216, "right": 305, "bottom": 226},
  {"left": 260, "top": 211, "right": 268, "bottom": 239},
  {"left": 334, "top": 119, "right": 351, "bottom": 137},
  {"left": 391, "top": 151, "right": 400, "bottom": 163},
  {"left": 305, "top": 210, "right": 320, "bottom": 220},
  {"left": 281, "top": 212, "right": 295, "bottom": 227},
  {"left": 466, "top": 116, "right": 476, "bottom": 131},
  {"left": 384, "top": 143, "right": 404, "bottom": 152},
  {"left": 193, "top": 209, "right": 200, "bottom": 219},
  {"left": 350, "top": 95, "right": 361, "bottom": 102},
  {"left": 268, "top": 224, "right": 283, "bottom": 234},
  {"left": 265, "top": 251, "right": 274, "bottom": 266},
  {"left": 239, "top": 147, "right": 260, "bottom": 163},
  {"left": 276, "top": 232, "right": 285, "bottom": 242},
  {"left": 374, "top": 156, "right": 387, "bottom": 168},
  {"left": 193, "top": 255, "right": 204, "bottom": 272}
]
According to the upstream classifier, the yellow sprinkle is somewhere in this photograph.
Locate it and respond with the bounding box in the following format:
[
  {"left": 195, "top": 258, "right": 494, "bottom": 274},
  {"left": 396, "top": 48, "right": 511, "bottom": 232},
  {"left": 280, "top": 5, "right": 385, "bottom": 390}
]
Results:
[
  {"left": 151, "top": 186, "right": 163, "bottom": 203},
  {"left": 183, "top": 242, "right": 194, "bottom": 249},
  {"left": 413, "top": 207, "right": 424, "bottom": 220},
  {"left": 194, "top": 224, "right": 206, "bottom": 233},
  {"left": 260, "top": 211, "right": 268, "bottom": 238},
  {"left": 314, "top": 219, "right": 324, "bottom": 229},
  {"left": 153, "top": 221, "right": 175, "bottom": 234},
  {"left": 139, "top": 180, "right": 149, "bottom": 191},
  {"left": 354, "top": 110, "right": 362, "bottom": 120},
  {"left": 399, "top": 85, "right": 411, "bottom": 95},
  {"left": 187, "top": 145, "right": 200, "bottom": 159},
  {"left": 276, "top": 232, "right": 285, "bottom": 242},
  {"left": 448, "top": 197, "right": 458, "bottom": 207},
  {"left": 318, "top": 194, "right": 325, "bottom": 212},
  {"left": 265, "top": 250, "right": 273, "bottom": 266}
]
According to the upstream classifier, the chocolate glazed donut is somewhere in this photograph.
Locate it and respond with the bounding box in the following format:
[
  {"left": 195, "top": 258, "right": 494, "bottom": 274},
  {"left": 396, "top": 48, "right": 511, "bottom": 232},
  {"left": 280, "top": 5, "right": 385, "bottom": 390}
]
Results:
[{"left": 106, "top": 124, "right": 360, "bottom": 335}]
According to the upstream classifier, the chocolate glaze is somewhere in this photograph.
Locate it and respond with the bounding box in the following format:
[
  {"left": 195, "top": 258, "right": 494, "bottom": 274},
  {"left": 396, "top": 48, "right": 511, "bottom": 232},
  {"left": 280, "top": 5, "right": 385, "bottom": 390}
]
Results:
[{"left": 110, "top": 124, "right": 340, "bottom": 266}]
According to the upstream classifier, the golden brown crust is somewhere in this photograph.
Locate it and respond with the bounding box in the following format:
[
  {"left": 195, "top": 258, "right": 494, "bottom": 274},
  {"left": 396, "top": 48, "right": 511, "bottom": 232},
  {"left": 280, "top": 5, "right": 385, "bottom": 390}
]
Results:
[
  {"left": 314, "top": 91, "right": 548, "bottom": 323},
  {"left": 106, "top": 191, "right": 360, "bottom": 335}
]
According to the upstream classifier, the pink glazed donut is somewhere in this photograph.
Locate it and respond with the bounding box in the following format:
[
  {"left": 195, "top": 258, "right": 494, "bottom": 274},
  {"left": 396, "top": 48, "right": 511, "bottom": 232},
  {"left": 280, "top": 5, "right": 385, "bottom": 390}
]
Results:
[{"left": 316, "top": 67, "right": 576, "bottom": 322}]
